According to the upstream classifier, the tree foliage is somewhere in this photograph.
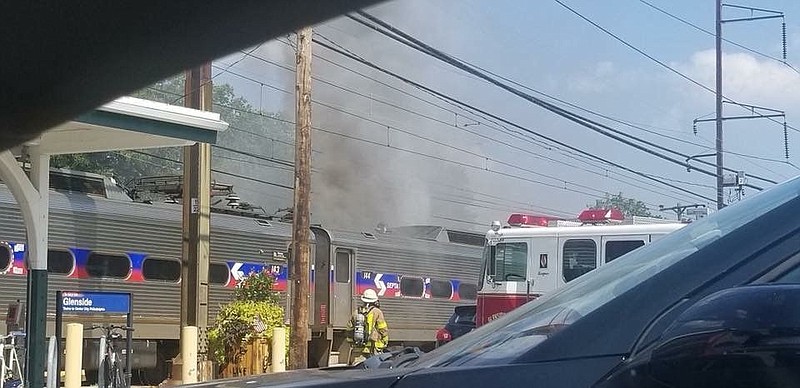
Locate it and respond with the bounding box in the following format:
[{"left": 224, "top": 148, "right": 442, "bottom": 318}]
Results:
[
  {"left": 591, "top": 192, "right": 660, "bottom": 218},
  {"left": 50, "top": 74, "right": 294, "bottom": 190}
]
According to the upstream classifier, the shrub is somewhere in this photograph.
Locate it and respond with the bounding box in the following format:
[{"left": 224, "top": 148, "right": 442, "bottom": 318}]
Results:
[{"left": 208, "top": 269, "right": 286, "bottom": 371}]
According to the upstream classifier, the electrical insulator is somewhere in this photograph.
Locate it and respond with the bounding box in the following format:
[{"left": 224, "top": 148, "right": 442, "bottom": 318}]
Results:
[
  {"left": 783, "top": 22, "right": 788, "bottom": 61},
  {"left": 785, "top": 121, "right": 790, "bottom": 160},
  {"left": 693, "top": 122, "right": 697, "bottom": 135}
]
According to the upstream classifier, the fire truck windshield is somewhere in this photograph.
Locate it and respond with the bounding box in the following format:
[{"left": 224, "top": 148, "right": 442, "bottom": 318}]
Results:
[
  {"left": 404, "top": 180, "right": 799, "bottom": 369},
  {"left": 481, "top": 242, "right": 527, "bottom": 283}
]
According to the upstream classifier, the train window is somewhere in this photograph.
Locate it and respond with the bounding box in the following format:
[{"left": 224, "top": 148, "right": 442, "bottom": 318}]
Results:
[
  {"left": 47, "top": 250, "right": 74, "bottom": 275},
  {"left": 459, "top": 283, "right": 478, "bottom": 300},
  {"left": 489, "top": 242, "right": 528, "bottom": 282},
  {"left": 0, "top": 244, "right": 11, "bottom": 272},
  {"left": 334, "top": 249, "right": 351, "bottom": 283},
  {"left": 563, "top": 239, "right": 597, "bottom": 283},
  {"left": 209, "top": 263, "right": 230, "bottom": 285},
  {"left": 605, "top": 240, "right": 645, "bottom": 263},
  {"left": 86, "top": 253, "right": 130, "bottom": 279},
  {"left": 400, "top": 276, "right": 425, "bottom": 298},
  {"left": 142, "top": 258, "right": 181, "bottom": 282},
  {"left": 429, "top": 279, "right": 453, "bottom": 299}
]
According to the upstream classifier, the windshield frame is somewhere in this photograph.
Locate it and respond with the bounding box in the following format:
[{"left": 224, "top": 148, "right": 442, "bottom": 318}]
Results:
[{"left": 406, "top": 176, "right": 800, "bottom": 369}]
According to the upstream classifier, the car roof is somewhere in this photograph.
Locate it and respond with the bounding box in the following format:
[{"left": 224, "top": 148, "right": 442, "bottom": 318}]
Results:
[{"left": 0, "top": 0, "right": 384, "bottom": 150}]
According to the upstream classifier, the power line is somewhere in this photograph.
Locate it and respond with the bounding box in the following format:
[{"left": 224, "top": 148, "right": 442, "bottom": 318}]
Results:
[
  {"left": 272, "top": 36, "right": 718, "bottom": 195},
  {"left": 129, "top": 150, "right": 294, "bottom": 190},
  {"left": 321, "top": 23, "right": 715, "bottom": 201},
  {"left": 171, "top": 43, "right": 264, "bottom": 104},
  {"left": 348, "top": 10, "right": 775, "bottom": 189},
  {"left": 217, "top": 55, "right": 700, "bottom": 204},
  {"left": 552, "top": 0, "right": 800, "bottom": 138},
  {"left": 148, "top": 85, "right": 627, "bottom": 209},
  {"left": 638, "top": 0, "right": 800, "bottom": 75},
  {"left": 233, "top": 45, "right": 704, "bottom": 204}
]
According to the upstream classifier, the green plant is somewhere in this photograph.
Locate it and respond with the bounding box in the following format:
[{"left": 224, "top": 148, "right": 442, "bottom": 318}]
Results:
[
  {"left": 208, "top": 269, "right": 286, "bottom": 372},
  {"left": 208, "top": 300, "right": 285, "bottom": 368},
  {"left": 234, "top": 269, "right": 280, "bottom": 304}
]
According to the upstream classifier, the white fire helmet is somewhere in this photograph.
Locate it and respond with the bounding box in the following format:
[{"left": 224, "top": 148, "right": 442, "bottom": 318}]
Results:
[{"left": 361, "top": 289, "right": 379, "bottom": 303}]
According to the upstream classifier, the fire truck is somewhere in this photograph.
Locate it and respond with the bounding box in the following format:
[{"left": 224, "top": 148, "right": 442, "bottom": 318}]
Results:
[{"left": 476, "top": 209, "right": 686, "bottom": 326}]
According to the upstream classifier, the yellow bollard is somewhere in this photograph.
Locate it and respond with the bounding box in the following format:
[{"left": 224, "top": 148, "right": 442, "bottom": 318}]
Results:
[
  {"left": 271, "top": 327, "right": 286, "bottom": 373},
  {"left": 64, "top": 323, "right": 83, "bottom": 388},
  {"left": 181, "top": 326, "right": 198, "bottom": 384}
]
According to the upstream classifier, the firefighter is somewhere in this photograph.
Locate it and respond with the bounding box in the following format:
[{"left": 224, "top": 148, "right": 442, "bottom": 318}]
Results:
[{"left": 346, "top": 289, "right": 389, "bottom": 365}]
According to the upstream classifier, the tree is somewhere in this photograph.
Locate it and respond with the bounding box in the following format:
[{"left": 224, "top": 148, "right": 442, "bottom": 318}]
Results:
[
  {"left": 50, "top": 74, "right": 294, "bottom": 194},
  {"left": 591, "top": 192, "right": 661, "bottom": 218}
]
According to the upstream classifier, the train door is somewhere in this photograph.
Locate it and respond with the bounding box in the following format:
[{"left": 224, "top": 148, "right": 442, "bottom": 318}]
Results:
[
  {"left": 530, "top": 237, "right": 557, "bottom": 295},
  {"left": 311, "top": 228, "right": 331, "bottom": 327},
  {"left": 601, "top": 235, "right": 647, "bottom": 265},
  {"left": 331, "top": 248, "right": 353, "bottom": 328},
  {"left": 557, "top": 236, "right": 600, "bottom": 288}
]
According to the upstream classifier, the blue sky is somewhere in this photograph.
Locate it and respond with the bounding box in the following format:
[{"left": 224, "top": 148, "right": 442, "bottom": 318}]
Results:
[{"left": 211, "top": 0, "right": 800, "bottom": 231}]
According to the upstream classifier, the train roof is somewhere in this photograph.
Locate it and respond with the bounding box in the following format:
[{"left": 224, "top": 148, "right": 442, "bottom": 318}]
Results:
[
  {"left": 0, "top": 177, "right": 485, "bottom": 250},
  {"left": 0, "top": 181, "right": 295, "bottom": 238}
]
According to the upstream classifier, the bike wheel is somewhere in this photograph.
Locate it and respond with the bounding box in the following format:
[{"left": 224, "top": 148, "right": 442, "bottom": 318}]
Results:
[
  {"left": 102, "top": 355, "right": 113, "bottom": 388},
  {"left": 112, "top": 360, "right": 125, "bottom": 388}
]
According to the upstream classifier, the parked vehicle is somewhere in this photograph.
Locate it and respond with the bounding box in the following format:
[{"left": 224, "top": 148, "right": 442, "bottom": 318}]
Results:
[
  {"left": 435, "top": 305, "right": 476, "bottom": 347},
  {"left": 192, "top": 174, "right": 800, "bottom": 387}
]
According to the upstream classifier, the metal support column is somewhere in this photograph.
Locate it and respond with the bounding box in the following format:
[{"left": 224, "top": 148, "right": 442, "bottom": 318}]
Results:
[
  {"left": 27, "top": 147, "right": 50, "bottom": 388},
  {"left": 715, "top": 0, "right": 725, "bottom": 210}
]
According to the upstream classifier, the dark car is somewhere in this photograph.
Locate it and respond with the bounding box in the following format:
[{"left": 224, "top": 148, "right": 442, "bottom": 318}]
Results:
[
  {"left": 435, "top": 305, "right": 476, "bottom": 347},
  {"left": 188, "top": 176, "right": 800, "bottom": 387}
]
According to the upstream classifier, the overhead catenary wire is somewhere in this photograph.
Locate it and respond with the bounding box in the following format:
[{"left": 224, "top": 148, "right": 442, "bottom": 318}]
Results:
[
  {"left": 223, "top": 41, "right": 710, "bottom": 205},
  {"left": 312, "top": 34, "right": 715, "bottom": 203},
  {"left": 347, "top": 10, "right": 774, "bottom": 189},
  {"left": 129, "top": 150, "right": 295, "bottom": 191},
  {"left": 551, "top": 0, "right": 800, "bottom": 140},
  {"left": 268, "top": 36, "right": 730, "bottom": 197},
  {"left": 209, "top": 59, "right": 705, "bottom": 205},
  {"left": 638, "top": 0, "right": 800, "bottom": 75}
]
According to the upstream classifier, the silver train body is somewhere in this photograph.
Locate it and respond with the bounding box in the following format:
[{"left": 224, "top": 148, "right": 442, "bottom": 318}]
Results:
[{"left": 0, "top": 174, "right": 483, "bottom": 379}]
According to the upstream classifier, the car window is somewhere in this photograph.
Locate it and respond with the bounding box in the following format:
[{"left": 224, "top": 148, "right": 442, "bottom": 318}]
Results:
[
  {"left": 773, "top": 264, "right": 800, "bottom": 284},
  {"left": 455, "top": 311, "right": 475, "bottom": 324}
]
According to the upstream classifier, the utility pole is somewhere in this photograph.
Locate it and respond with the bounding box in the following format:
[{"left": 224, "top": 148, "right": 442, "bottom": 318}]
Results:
[
  {"left": 290, "top": 26, "right": 313, "bottom": 370},
  {"left": 715, "top": 0, "right": 724, "bottom": 210},
  {"left": 180, "top": 63, "right": 213, "bottom": 382},
  {"left": 701, "top": 2, "right": 787, "bottom": 210}
]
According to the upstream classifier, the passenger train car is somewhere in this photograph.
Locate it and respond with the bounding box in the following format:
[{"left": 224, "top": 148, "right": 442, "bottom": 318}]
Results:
[{"left": 0, "top": 169, "right": 483, "bottom": 381}]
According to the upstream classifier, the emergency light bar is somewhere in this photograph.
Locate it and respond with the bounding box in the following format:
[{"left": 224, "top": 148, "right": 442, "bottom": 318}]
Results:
[
  {"left": 577, "top": 208, "right": 624, "bottom": 224},
  {"left": 507, "top": 213, "right": 563, "bottom": 227}
]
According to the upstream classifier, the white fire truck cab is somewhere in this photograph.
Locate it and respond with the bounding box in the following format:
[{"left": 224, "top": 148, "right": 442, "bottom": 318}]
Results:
[{"left": 477, "top": 209, "right": 686, "bottom": 326}]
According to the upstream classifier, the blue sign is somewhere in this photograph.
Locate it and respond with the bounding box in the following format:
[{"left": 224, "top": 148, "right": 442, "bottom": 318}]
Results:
[{"left": 59, "top": 291, "right": 131, "bottom": 314}]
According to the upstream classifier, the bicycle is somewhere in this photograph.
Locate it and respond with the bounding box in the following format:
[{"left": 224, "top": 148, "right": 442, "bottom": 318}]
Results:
[
  {"left": 0, "top": 331, "right": 25, "bottom": 388},
  {"left": 85, "top": 325, "right": 133, "bottom": 388}
]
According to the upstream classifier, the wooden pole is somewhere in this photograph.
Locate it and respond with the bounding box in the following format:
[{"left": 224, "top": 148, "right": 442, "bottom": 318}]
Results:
[
  {"left": 289, "top": 26, "right": 313, "bottom": 370},
  {"left": 180, "top": 63, "right": 213, "bottom": 381}
]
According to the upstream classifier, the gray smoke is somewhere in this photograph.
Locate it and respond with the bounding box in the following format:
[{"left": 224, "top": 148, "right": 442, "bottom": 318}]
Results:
[{"left": 308, "top": 11, "right": 478, "bottom": 232}]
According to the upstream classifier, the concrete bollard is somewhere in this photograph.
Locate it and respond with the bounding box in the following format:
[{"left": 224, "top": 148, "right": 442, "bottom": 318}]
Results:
[
  {"left": 271, "top": 327, "right": 286, "bottom": 373},
  {"left": 181, "top": 326, "right": 198, "bottom": 384},
  {"left": 64, "top": 323, "right": 83, "bottom": 388}
]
